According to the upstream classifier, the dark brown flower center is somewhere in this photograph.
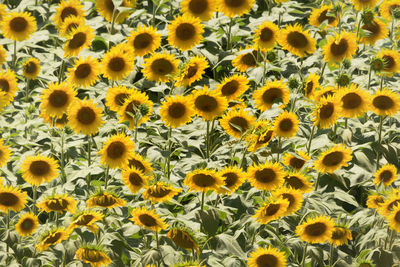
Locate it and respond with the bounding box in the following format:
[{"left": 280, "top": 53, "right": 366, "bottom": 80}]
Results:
[
  {"left": 68, "top": 32, "right": 87, "bottom": 50},
  {"left": 128, "top": 158, "right": 146, "bottom": 172},
  {"left": 229, "top": 116, "right": 249, "bottom": 133},
  {"left": 221, "top": 80, "right": 239, "bottom": 96},
  {"left": 24, "top": 62, "right": 37, "bottom": 74},
  {"left": 287, "top": 31, "right": 308, "bottom": 48},
  {"left": 125, "top": 100, "right": 141, "bottom": 119},
  {"left": 262, "top": 88, "right": 283, "bottom": 105},
  {"left": 254, "top": 168, "right": 276, "bottom": 183},
  {"left": 257, "top": 130, "right": 274, "bottom": 144},
  {"left": 170, "top": 229, "right": 196, "bottom": 249},
  {"left": 194, "top": 95, "right": 218, "bottom": 112},
  {"left": 240, "top": 51, "right": 257, "bottom": 67},
  {"left": 260, "top": 27, "right": 273, "bottom": 42},
  {"left": 49, "top": 90, "right": 69, "bottom": 108},
  {"left": 66, "top": 22, "right": 79, "bottom": 33},
  {"left": 75, "top": 214, "right": 95, "bottom": 225},
  {"left": 342, "top": 93, "right": 362, "bottom": 109},
  {"left": 380, "top": 170, "right": 393, "bottom": 182},
  {"left": 44, "top": 232, "right": 62, "bottom": 244},
  {"left": 265, "top": 203, "right": 280, "bottom": 216},
  {"left": 133, "top": 33, "right": 153, "bottom": 49},
  {"left": 129, "top": 172, "right": 144, "bottom": 186},
  {"left": 281, "top": 193, "right": 295, "bottom": 208},
  {"left": 176, "top": 23, "right": 196, "bottom": 41},
  {"left": 289, "top": 157, "right": 306, "bottom": 169},
  {"left": 320, "top": 103, "right": 334, "bottom": 119},
  {"left": 77, "top": 107, "right": 96, "bottom": 124},
  {"left": 151, "top": 59, "right": 174, "bottom": 75},
  {"left": 192, "top": 173, "right": 216, "bottom": 187},
  {"left": 75, "top": 63, "right": 92, "bottom": 79},
  {"left": 305, "top": 81, "right": 314, "bottom": 96},
  {"left": 148, "top": 187, "right": 171, "bottom": 198},
  {"left": 388, "top": 199, "right": 400, "bottom": 211},
  {"left": 108, "top": 57, "right": 125, "bottom": 72},
  {"left": 322, "top": 151, "right": 344, "bottom": 167},
  {"left": 0, "top": 192, "right": 19, "bottom": 206},
  {"left": 285, "top": 175, "right": 305, "bottom": 190},
  {"left": 82, "top": 249, "right": 105, "bottom": 263},
  {"left": 105, "top": 0, "right": 115, "bottom": 11},
  {"left": 317, "top": 9, "right": 336, "bottom": 24},
  {"left": 223, "top": 172, "right": 238, "bottom": 188},
  {"left": 107, "top": 141, "right": 125, "bottom": 159},
  {"left": 330, "top": 38, "right": 349, "bottom": 57},
  {"left": 46, "top": 198, "right": 68, "bottom": 211},
  {"left": 189, "top": 0, "right": 208, "bottom": 14},
  {"left": 373, "top": 95, "right": 394, "bottom": 110},
  {"left": 362, "top": 22, "right": 380, "bottom": 37},
  {"left": 331, "top": 228, "right": 346, "bottom": 240},
  {"left": 168, "top": 102, "right": 186, "bottom": 118},
  {"left": 224, "top": 0, "right": 246, "bottom": 8},
  {"left": 383, "top": 55, "right": 395, "bottom": 70},
  {"left": 10, "top": 17, "right": 28, "bottom": 32},
  {"left": 114, "top": 93, "right": 130, "bottom": 106},
  {"left": 395, "top": 211, "right": 400, "bottom": 223},
  {"left": 94, "top": 195, "right": 117, "bottom": 207},
  {"left": 279, "top": 118, "right": 293, "bottom": 132},
  {"left": 21, "top": 218, "right": 34, "bottom": 230},
  {"left": 256, "top": 254, "right": 278, "bottom": 267},
  {"left": 305, "top": 222, "right": 327, "bottom": 236},
  {"left": 184, "top": 64, "right": 198, "bottom": 79},
  {"left": 61, "top": 7, "right": 78, "bottom": 21},
  {"left": 0, "top": 79, "right": 10, "bottom": 92},
  {"left": 29, "top": 160, "right": 50, "bottom": 176},
  {"left": 138, "top": 214, "right": 158, "bottom": 226}
]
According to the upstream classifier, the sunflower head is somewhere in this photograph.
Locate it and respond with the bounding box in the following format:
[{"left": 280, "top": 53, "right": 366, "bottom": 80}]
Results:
[
  {"left": 314, "top": 144, "right": 353, "bottom": 173},
  {"left": 176, "top": 56, "right": 209, "bottom": 87},
  {"left": 387, "top": 204, "right": 400, "bottom": 232},
  {"left": 296, "top": 215, "right": 335, "bottom": 244},
  {"left": 371, "top": 88, "right": 400, "bottom": 117},
  {"left": 0, "top": 69, "right": 18, "bottom": 106},
  {"left": 272, "top": 187, "right": 304, "bottom": 215},
  {"left": 101, "top": 44, "right": 135, "bottom": 81},
  {"left": 168, "top": 227, "right": 199, "bottom": 253},
  {"left": 40, "top": 81, "right": 77, "bottom": 118},
  {"left": 247, "top": 246, "right": 287, "bottom": 267},
  {"left": 67, "top": 56, "right": 101, "bottom": 88},
  {"left": 220, "top": 108, "right": 256, "bottom": 139},
  {"left": 86, "top": 191, "right": 127, "bottom": 209},
  {"left": 253, "top": 21, "right": 279, "bottom": 51},
  {"left": 374, "top": 164, "right": 398, "bottom": 186},
  {"left": 284, "top": 172, "right": 314, "bottom": 193},
  {"left": 217, "top": 165, "right": 245, "bottom": 195},
  {"left": 253, "top": 196, "right": 290, "bottom": 224},
  {"left": 126, "top": 25, "right": 161, "bottom": 57},
  {"left": 117, "top": 90, "right": 153, "bottom": 129},
  {"left": 168, "top": 14, "right": 204, "bottom": 51},
  {"left": 64, "top": 25, "right": 95, "bottom": 58},
  {"left": 360, "top": 18, "right": 389, "bottom": 45},
  {"left": 217, "top": 74, "right": 249, "bottom": 101},
  {"left": 247, "top": 161, "right": 285, "bottom": 191},
  {"left": 36, "top": 193, "right": 77, "bottom": 214},
  {"left": 184, "top": 168, "right": 224, "bottom": 193},
  {"left": 232, "top": 46, "right": 262, "bottom": 72},
  {"left": 0, "top": 138, "right": 12, "bottom": 167},
  {"left": 309, "top": 5, "right": 338, "bottom": 28},
  {"left": 329, "top": 225, "right": 353, "bottom": 246},
  {"left": 0, "top": 184, "right": 27, "bottom": 213},
  {"left": 54, "top": 0, "right": 85, "bottom": 28},
  {"left": 273, "top": 111, "right": 299, "bottom": 138},
  {"left": 105, "top": 85, "right": 133, "bottom": 112},
  {"left": 21, "top": 154, "right": 59, "bottom": 186},
  {"left": 216, "top": 0, "right": 255, "bottom": 17},
  {"left": 99, "top": 132, "right": 135, "bottom": 169},
  {"left": 67, "top": 98, "right": 104, "bottom": 136},
  {"left": 180, "top": 0, "right": 216, "bottom": 21},
  {"left": 143, "top": 52, "right": 180, "bottom": 83},
  {"left": 377, "top": 49, "right": 400, "bottom": 76},
  {"left": 76, "top": 244, "right": 112, "bottom": 267},
  {"left": 160, "top": 95, "right": 195, "bottom": 128},
  {"left": 323, "top": 31, "right": 358, "bottom": 63},
  {"left": 125, "top": 153, "right": 154, "bottom": 175},
  {"left": 336, "top": 84, "right": 371, "bottom": 118},
  {"left": 36, "top": 227, "right": 71, "bottom": 252},
  {"left": 143, "top": 182, "right": 182, "bottom": 203},
  {"left": 192, "top": 86, "right": 228, "bottom": 121},
  {"left": 245, "top": 120, "right": 275, "bottom": 152},
  {"left": 282, "top": 150, "right": 310, "bottom": 171},
  {"left": 278, "top": 23, "right": 316, "bottom": 58},
  {"left": 68, "top": 210, "right": 104, "bottom": 233},
  {"left": 253, "top": 79, "right": 290, "bottom": 111},
  {"left": 23, "top": 57, "right": 41, "bottom": 80},
  {"left": 15, "top": 212, "right": 39, "bottom": 237},
  {"left": 58, "top": 15, "right": 85, "bottom": 37},
  {"left": 312, "top": 95, "right": 341, "bottom": 129},
  {"left": 130, "top": 206, "right": 168, "bottom": 232},
  {"left": 366, "top": 194, "right": 385, "bottom": 209},
  {"left": 1, "top": 11, "right": 37, "bottom": 41},
  {"left": 96, "top": 0, "right": 136, "bottom": 23}
]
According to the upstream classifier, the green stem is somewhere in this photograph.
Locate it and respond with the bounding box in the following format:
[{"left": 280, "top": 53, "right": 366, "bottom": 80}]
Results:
[
  {"left": 376, "top": 116, "right": 384, "bottom": 171},
  {"left": 276, "top": 137, "right": 281, "bottom": 162},
  {"left": 320, "top": 62, "right": 327, "bottom": 80},
  {"left": 6, "top": 211, "right": 9, "bottom": 254},
  {"left": 25, "top": 78, "right": 30, "bottom": 102},
  {"left": 155, "top": 231, "right": 160, "bottom": 251},
  {"left": 226, "top": 17, "right": 234, "bottom": 51},
  {"left": 110, "top": 6, "right": 117, "bottom": 34},
  {"left": 206, "top": 120, "right": 210, "bottom": 159},
  {"left": 315, "top": 173, "right": 321, "bottom": 191},
  {"left": 58, "top": 59, "right": 65, "bottom": 83},
  {"left": 104, "top": 167, "right": 109, "bottom": 189},
  {"left": 200, "top": 191, "right": 205, "bottom": 210},
  {"left": 87, "top": 135, "right": 92, "bottom": 186},
  {"left": 33, "top": 185, "right": 37, "bottom": 214},
  {"left": 60, "top": 130, "right": 66, "bottom": 183},
  {"left": 329, "top": 244, "right": 334, "bottom": 267},
  {"left": 55, "top": 212, "right": 59, "bottom": 227},
  {"left": 344, "top": 118, "right": 348, "bottom": 129},
  {"left": 379, "top": 75, "right": 384, "bottom": 90},
  {"left": 167, "top": 126, "right": 172, "bottom": 180},
  {"left": 301, "top": 244, "right": 308, "bottom": 267},
  {"left": 367, "top": 63, "right": 372, "bottom": 90},
  {"left": 12, "top": 40, "right": 16, "bottom": 70},
  {"left": 355, "top": 11, "right": 361, "bottom": 38},
  {"left": 306, "top": 125, "right": 316, "bottom": 154}
]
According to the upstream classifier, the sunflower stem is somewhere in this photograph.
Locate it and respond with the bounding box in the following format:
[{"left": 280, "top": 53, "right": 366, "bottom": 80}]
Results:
[
  {"left": 25, "top": 78, "right": 30, "bottom": 102},
  {"left": 12, "top": 40, "right": 17, "bottom": 70},
  {"left": 110, "top": 5, "right": 117, "bottom": 35},
  {"left": 87, "top": 135, "right": 92, "bottom": 186},
  {"left": 276, "top": 137, "right": 281, "bottom": 162},
  {"left": 226, "top": 17, "right": 234, "bottom": 51},
  {"left": 58, "top": 59, "right": 65, "bottom": 83},
  {"left": 379, "top": 75, "right": 384, "bottom": 90},
  {"left": 55, "top": 212, "right": 59, "bottom": 227},
  {"left": 320, "top": 62, "right": 327, "bottom": 81},
  {"left": 344, "top": 118, "right": 348, "bottom": 129},
  {"left": 329, "top": 243, "right": 334, "bottom": 267},
  {"left": 355, "top": 11, "right": 362, "bottom": 38},
  {"left": 166, "top": 126, "right": 172, "bottom": 180},
  {"left": 367, "top": 63, "right": 372, "bottom": 90},
  {"left": 376, "top": 116, "right": 385, "bottom": 171},
  {"left": 104, "top": 167, "right": 109, "bottom": 189},
  {"left": 206, "top": 120, "right": 210, "bottom": 160},
  {"left": 32, "top": 185, "right": 37, "bottom": 214},
  {"left": 155, "top": 230, "right": 160, "bottom": 251},
  {"left": 315, "top": 173, "right": 321, "bottom": 191},
  {"left": 301, "top": 243, "right": 308, "bottom": 267},
  {"left": 306, "top": 125, "right": 316, "bottom": 154},
  {"left": 200, "top": 191, "right": 205, "bottom": 211},
  {"left": 389, "top": 228, "right": 396, "bottom": 250},
  {"left": 60, "top": 129, "right": 66, "bottom": 184}
]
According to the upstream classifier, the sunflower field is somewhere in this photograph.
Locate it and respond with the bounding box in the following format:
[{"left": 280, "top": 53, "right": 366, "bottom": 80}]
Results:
[{"left": 1, "top": 0, "right": 400, "bottom": 266}]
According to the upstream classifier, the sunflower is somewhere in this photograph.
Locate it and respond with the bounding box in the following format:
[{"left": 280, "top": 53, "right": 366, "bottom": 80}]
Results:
[
  {"left": 0, "top": 69, "right": 18, "bottom": 105},
  {"left": 359, "top": 19, "right": 389, "bottom": 45},
  {"left": 184, "top": 169, "right": 224, "bottom": 193},
  {"left": 0, "top": 184, "right": 27, "bottom": 213},
  {"left": 284, "top": 172, "right": 314, "bottom": 193},
  {"left": 40, "top": 82, "right": 76, "bottom": 118},
  {"left": 168, "top": 14, "right": 204, "bottom": 51},
  {"left": 0, "top": 138, "right": 11, "bottom": 167},
  {"left": 121, "top": 167, "right": 150, "bottom": 193},
  {"left": 0, "top": 45, "right": 6, "bottom": 66},
  {"left": 105, "top": 85, "right": 133, "bottom": 112},
  {"left": 311, "top": 95, "right": 341, "bottom": 129},
  {"left": 273, "top": 187, "right": 303, "bottom": 215},
  {"left": 248, "top": 246, "right": 287, "bottom": 267},
  {"left": 36, "top": 228, "right": 70, "bottom": 252},
  {"left": 379, "top": 193, "right": 400, "bottom": 217},
  {"left": 126, "top": 153, "right": 154, "bottom": 175},
  {"left": 160, "top": 95, "right": 195, "bottom": 128},
  {"left": 323, "top": 32, "right": 358, "bottom": 63},
  {"left": 216, "top": 74, "right": 249, "bottom": 101},
  {"left": 282, "top": 150, "right": 310, "bottom": 171},
  {"left": 336, "top": 84, "right": 371, "bottom": 118},
  {"left": 253, "top": 197, "right": 290, "bottom": 224},
  {"left": 192, "top": 86, "right": 228, "bottom": 121},
  {"left": 117, "top": 90, "right": 153, "bottom": 129},
  {"left": 245, "top": 120, "right": 275, "bottom": 152},
  {"left": 1, "top": 11, "right": 37, "bottom": 41},
  {"left": 253, "top": 79, "right": 290, "bottom": 111},
  {"left": 99, "top": 133, "right": 135, "bottom": 169},
  {"left": 253, "top": 21, "right": 279, "bottom": 51},
  {"left": 329, "top": 225, "right": 353, "bottom": 246},
  {"left": 312, "top": 85, "right": 338, "bottom": 102},
  {"left": 232, "top": 46, "right": 261, "bottom": 72},
  {"left": 352, "top": 0, "right": 379, "bottom": 10},
  {"left": 96, "top": 0, "right": 136, "bottom": 23},
  {"left": 380, "top": 0, "right": 400, "bottom": 21},
  {"left": 76, "top": 246, "right": 112, "bottom": 267},
  {"left": 273, "top": 111, "right": 299, "bottom": 138},
  {"left": 15, "top": 212, "right": 39, "bottom": 237},
  {"left": 168, "top": 227, "right": 199, "bottom": 254},
  {"left": 366, "top": 194, "right": 385, "bottom": 209},
  {"left": 67, "top": 56, "right": 101, "bottom": 88},
  {"left": 143, "top": 52, "right": 180, "bottom": 82},
  {"left": 37, "top": 194, "right": 77, "bottom": 214},
  {"left": 309, "top": 5, "right": 338, "bottom": 28},
  {"left": 314, "top": 144, "right": 353, "bottom": 173},
  {"left": 20, "top": 154, "right": 59, "bottom": 186},
  {"left": 296, "top": 215, "right": 335, "bottom": 244},
  {"left": 374, "top": 164, "right": 397, "bottom": 186},
  {"left": 388, "top": 205, "right": 400, "bottom": 232},
  {"left": 58, "top": 15, "right": 85, "bottom": 37},
  {"left": 176, "top": 56, "right": 209, "bottom": 87},
  {"left": 278, "top": 23, "right": 316, "bottom": 58},
  {"left": 64, "top": 25, "right": 94, "bottom": 58},
  {"left": 126, "top": 25, "right": 161, "bottom": 57},
  {"left": 22, "top": 57, "right": 41, "bottom": 80},
  {"left": 247, "top": 161, "right": 285, "bottom": 191},
  {"left": 68, "top": 210, "right": 104, "bottom": 233},
  {"left": 216, "top": 0, "right": 255, "bottom": 17},
  {"left": 0, "top": 4, "right": 6, "bottom": 22},
  {"left": 217, "top": 165, "right": 245, "bottom": 195},
  {"left": 304, "top": 73, "right": 320, "bottom": 99},
  {"left": 377, "top": 49, "right": 400, "bottom": 76},
  {"left": 371, "top": 88, "right": 400, "bottom": 116},
  {"left": 101, "top": 45, "right": 135, "bottom": 81},
  {"left": 54, "top": 0, "right": 85, "bottom": 28},
  {"left": 219, "top": 108, "right": 256, "bottom": 139},
  {"left": 181, "top": 0, "right": 216, "bottom": 21},
  {"left": 67, "top": 99, "right": 104, "bottom": 136},
  {"left": 86, "top": 191, "right": 126, "bottom": 209},
  {"left": 130, "top": 206, "right": 168, "bottom": 232},
  {"left": 143, "top": 182, "right": 182, "bottom": 203}
]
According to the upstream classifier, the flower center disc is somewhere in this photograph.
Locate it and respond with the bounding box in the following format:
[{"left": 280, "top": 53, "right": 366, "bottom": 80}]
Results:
[
  {"left": 168, "top": 102, "right": 186, "bottom": 118},
  {"left": 77, "top": 107, "right": 96, "bottom": 124},
  {"left": 192, "top": 173, "right": 215, "bottom": 187},
  {"left": 176, "top": 23, "right": 196, "bottom": 41},
  {"left": 107, "top": 141, "right": 125, "bottom": 159},
  {"left": 322, "top": 151, "right": 343, "bottom": 166},
  {"left": 255, "top": 168, "right": 276, "bottom": 183},
  {"left": 29, "top": 160, "right": 50, "bottom": 176},
  {"left": 10, "top": 17, "right": 28, "bottom": 32},
  {"left": 195, "top": 95, "right": 217, "bottom": 112}
]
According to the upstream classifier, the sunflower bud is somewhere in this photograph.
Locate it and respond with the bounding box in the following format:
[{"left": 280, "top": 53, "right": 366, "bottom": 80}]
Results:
[
  {"left": 362, "top": 10, "right": 375, "bottom": 24},
  {"left": 336, "top": 73, "right": 351, "bottom": 87},
  {"left": 266, "top": 50, "right": 277, "bottom": 62},
  {"left": 371, "top": 57, "right": 384, "bottom": 71},
  {"left": 138, "top": 103, "right": 150, "bottom": 117},
  {"left": 392, "top": 7, "right": 400, "bottom": 19},
  {"left": 288, "top": 77, "right": 299, "bottom": 90},
  {"left": 342, "top": 59, "right": 351, "bottom": 69}
]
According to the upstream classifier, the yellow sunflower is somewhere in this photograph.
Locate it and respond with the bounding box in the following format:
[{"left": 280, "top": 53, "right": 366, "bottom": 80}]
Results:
[
  {"left": 99, "top": 133, "right": 135, "bottom": 169},
  {"left": 216, "top": 0, "right": 255, "bottom": 17},
  {"left": 67, "top": 98, "right": 104, "bottom": 136},
  {"left": 304, "top": 73, "right": 320, "bottom": 99},
  {"left": 312, "top": 85, "right": 338, "bottom": 102},
  {"left": 253, "top": 79, "right": 290, "bottom": 111},
  {"left": 284, "top": 172, "right": 314, "bottom": 193},
  {"left": 96, "top": 0, "right": 136, "bottom": 23},
  {"left": 86, "top": 191, "right": 126, "bottom": 209},
  {"left": 282, "top": 150, "right": 310, "bottom": 171},
  {"left": 15, "top": 212, "right": 39, "bottom": 237},
  {"left": 253, "top": 21, "right": 279, "bottom": 51},
  {"left": 232, "top": 46, "right": 261, "bottom": 72},
  {"left": 329, "top": 225, "right": 353, "bottom": 246},
  {"left": 101, "top": 44, "right": 135, "bottom": 81},
  {"left": 248, "top": 246, "right": 287, "bottom": 267},
  {"left": 219, "top": 108, "right": 256, "bottom": 139},
  {"left": 366, "top": 194, "right": 385, "bottom": 209},
  {"left": 0, "top": 45, "right": 6, "bottom": 66},
  {"left": 0, "top": 184, "right": 27, "bottom": 213},
  {"left": 0, "top": 138, "right": 11, "bottom": 167},
  {"left": 253, "top": 197, "right": 290, "bottom": 224},
  {"left": 371, "top": 88, "right": 400, "bottom": 116},
  {"left": 217, "top": 165, "right": 245, "bottom": 195},
  {"left": 278, "top": 23, "right": 316, "bottom": 58},
  {"left": 377, "top": 49, "right": 400, "bottom": 76},
  {"left": 181, "top": 0, "right": 216, "bottom": 21},
  {"left": 22, "top": 57, "right": 41, "bottom": 80},
  {"left": 68, "top": 210, "right": 104, "bottom": 233},
  {"left": 54, "top": 0, "right": 85, "bottom": 28},
  {"left": 360, "top": 19, "right": 389, "bottom": 45},
  {"left": 192, "top": 86, "right": 228, "bottom": 120},
  {"left": 352, "top": 0, "right": 379, "bottom": 10},
  {"left": 216, "top": 74, "right": 249, "bottom": 101},
  {"left": 121, "top": 167, "right": 150, "bottom": 193},
  {"left": 168, "top": 14, "right": 204, "bottom": 51},
  {"left": 0, "top": 69, "right": 18, "bottom": 105},
  {"left": 67, "top": 56, "right": 101, "bottom": 88},
  {"left": 388, "top": 205, "right": 400, "bottom": 233},
  {"left": 379, "top": 192, "right": 400, "bottom": 216},
  {"left": 0, "top": 4, "right": 6, "bottom": 22},
  {"left": 380, "top": 0, "right": 400, "bottom": 21},
  {"left": 374, "top": 164, "right": 397, "bottom": 186},
  {"left": 160, "top": 95, "right": 195, "bottom": 128},
  {"left": 117, "top": 90, "right": 153, "bottom": 129},
  {"left": 296, "top": 215, "right": 335, "bottom": 244},
  {"left": 40, "top": 82, "right": 76, "bottom": 118},
  {"left": 309, "top": 5, "right": 338, "bottom": 28},
  {"left": 76, "top": 246, "right": 112, "bottom": 267},
  {"left": 125, "top": 153, "right": 154, "bottom": 175},
  {"left": 105, "top": 85, "right": 133, "bottom": 112},
  {"left": 176, "top": 56, "right": 209, "bottom": 87},
  {"left": 323, "top": 32, "right": 358, "bottom": 63},
  {"left": 36, "top": 228, "right": 70, "bottom": 252},
  {"left": 247, "top": 161, "right": 285, "bottom": 191},
  {"left": 20, "top": 154, "right": 59, "bottom": 186},
  {"left": 58, "top": 15, "right": 85, "bottom": 37},
  {"left": 272, "top": 187, "right": 303, "bottom": 215},
  {"left": 64, "top": 25, "right": 94, "bottom": 58},
  {"left": 36, "top": 194, "right": 77, "bottom": 214},
  {"left": 143, "top": 182, "right": 182, "bottom": 203},
  {"left": 314, "top": 144, "right": 353, "bottom": 173},
  {"left": 1, "top": 11, "right": 37, "bottom": 41},
  {"left": 130, "top": 206, "right": 168, "bottom": 232},
  {"left": 168, "top": 227, "right": 199, "bottom": 254},
  {"left": 184, "top": 169, "right": 224, "bottom": 193},
  {"left": 143, "top": 52, "right": 180, "bottom": 82},
  {"left": 126, "top": 25, "right": 161, "bottom": 57},
  {"left": 273, "top": 111, "right": 299, "bottom": 138},
  {"left": 336, "top": 84, "right": 371, "bottom": 118},
  {"left": 311, "top": 95, "right": 341, "bottom": 129},
  {"left": 245, "top": 120, "right": 275, "bottom": 152}
]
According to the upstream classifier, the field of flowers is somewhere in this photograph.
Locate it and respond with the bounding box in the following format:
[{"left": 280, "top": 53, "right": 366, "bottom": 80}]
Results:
[{"left": 0, "top": 0, "right": 400, "bottom": 266}]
